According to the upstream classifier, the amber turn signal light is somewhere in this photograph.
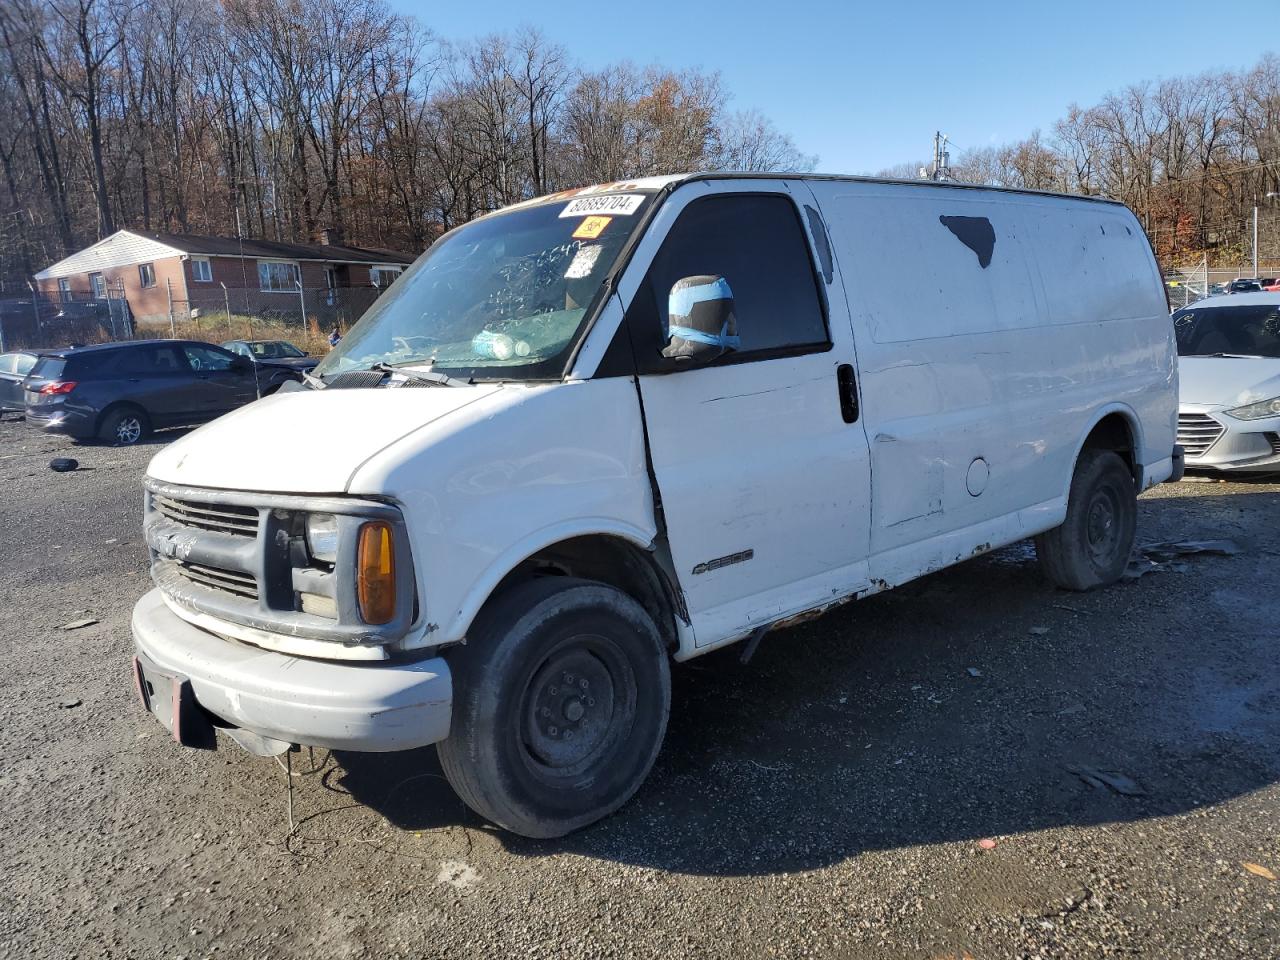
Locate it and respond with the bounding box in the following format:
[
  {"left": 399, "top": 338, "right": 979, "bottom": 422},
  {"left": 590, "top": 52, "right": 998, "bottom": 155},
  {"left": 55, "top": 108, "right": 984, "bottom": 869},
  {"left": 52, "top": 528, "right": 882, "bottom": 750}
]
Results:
[{"left": 356, "top": 521, "right": 395, "bottom": 624}]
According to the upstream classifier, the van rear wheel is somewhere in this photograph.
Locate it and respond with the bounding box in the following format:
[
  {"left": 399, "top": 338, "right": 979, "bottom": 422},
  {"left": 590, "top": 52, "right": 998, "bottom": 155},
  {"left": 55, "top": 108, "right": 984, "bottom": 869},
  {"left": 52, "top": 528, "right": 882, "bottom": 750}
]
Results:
[
  {"left": 1035, "top": 449, "right": 1136, "bottom": 591},
  {"left": 437, "top": 577, "right": 670, "bottom": 838}
]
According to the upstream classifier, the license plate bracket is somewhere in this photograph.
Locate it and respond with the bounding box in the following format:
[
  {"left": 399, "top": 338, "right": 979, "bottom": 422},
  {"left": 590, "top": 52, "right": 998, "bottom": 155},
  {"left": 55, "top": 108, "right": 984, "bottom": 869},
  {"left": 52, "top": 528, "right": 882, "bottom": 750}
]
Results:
[{"left": 134, "top": 656, "right": 216, "bottom": 750}]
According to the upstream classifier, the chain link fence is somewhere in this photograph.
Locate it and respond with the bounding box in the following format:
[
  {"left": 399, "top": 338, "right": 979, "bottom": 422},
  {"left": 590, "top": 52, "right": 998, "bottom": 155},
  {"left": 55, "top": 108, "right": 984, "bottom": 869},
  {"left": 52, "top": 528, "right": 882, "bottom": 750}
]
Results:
[
  {"left": 0, "top": 285, "right": 134, "bottom": 351},
  {"left": 145, "top": 285, "right": 384, "bottom": 354},
  {"left": 1164, "top": 262, "right": 1280, "bottom": 311}
]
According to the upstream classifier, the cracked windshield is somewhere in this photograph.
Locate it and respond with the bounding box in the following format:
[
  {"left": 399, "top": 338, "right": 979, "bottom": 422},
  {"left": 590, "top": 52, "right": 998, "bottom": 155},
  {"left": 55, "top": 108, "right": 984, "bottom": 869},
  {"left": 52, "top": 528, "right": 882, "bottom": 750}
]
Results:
[{"left": 315, "top": 193, "right": 653, "bottom": 380}]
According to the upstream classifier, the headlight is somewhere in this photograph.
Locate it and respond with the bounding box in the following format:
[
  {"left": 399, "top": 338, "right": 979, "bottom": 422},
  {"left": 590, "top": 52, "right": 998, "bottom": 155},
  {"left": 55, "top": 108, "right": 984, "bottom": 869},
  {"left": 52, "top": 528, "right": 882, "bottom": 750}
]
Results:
[
  {"left": 1225, "top": 396, "right": 1280, "bottom": 420},
  {"left": 305, "top": 513, "right": 339, "bottom": 563}
]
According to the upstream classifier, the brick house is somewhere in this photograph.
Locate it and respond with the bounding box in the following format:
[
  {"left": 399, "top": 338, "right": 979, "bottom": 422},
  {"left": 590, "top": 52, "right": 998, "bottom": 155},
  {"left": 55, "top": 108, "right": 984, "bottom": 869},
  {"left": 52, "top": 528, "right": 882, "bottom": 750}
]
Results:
[{"left": 34, "top": 230, "right": 416, "bottom": 326}]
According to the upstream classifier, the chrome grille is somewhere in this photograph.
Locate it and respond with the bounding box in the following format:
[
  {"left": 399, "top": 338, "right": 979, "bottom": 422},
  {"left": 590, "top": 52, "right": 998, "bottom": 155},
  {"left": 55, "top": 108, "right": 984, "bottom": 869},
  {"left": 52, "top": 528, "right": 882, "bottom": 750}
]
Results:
[
  {"left": 153, "top": 494, "right": 259, "bottom": 537},
  {"left": 174, "top": 561, "right": 259, "bottom": 600},
  {"left": 1177, "top": 413, "right": 1225, "bottom": 458}
]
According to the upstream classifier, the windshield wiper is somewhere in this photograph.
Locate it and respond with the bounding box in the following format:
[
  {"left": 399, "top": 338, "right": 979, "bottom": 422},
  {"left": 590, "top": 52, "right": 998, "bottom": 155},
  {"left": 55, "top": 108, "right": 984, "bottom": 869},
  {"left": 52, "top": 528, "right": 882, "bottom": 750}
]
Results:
[
  {"left": 1184, "top": 352, "right": 1265, "bottom": 359},
  {"left": 367, "top": 361, "right": 469, "bottom": 387}
]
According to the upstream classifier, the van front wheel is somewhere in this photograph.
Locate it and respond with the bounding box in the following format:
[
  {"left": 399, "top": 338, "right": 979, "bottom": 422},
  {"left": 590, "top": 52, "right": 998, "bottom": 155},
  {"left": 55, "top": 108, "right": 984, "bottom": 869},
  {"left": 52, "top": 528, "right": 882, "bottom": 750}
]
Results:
[
  {"left": 437, "top": 577, "right": 671, "bottom": 838},
  {"left": 1035, "top": 450, "right": 1136, "bottom": 591}
]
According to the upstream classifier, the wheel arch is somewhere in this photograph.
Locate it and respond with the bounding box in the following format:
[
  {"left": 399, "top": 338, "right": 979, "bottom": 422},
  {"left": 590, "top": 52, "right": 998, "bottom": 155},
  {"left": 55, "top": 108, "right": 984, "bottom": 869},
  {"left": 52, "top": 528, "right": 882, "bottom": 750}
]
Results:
[
  {"left": 444, "top": 524, "right": 687, "bottom": 654},
  {"left": 1067, "top": 404, "right": 1145, "bottom": 494},
  {"left": 94, "top": 399, "right": 150, "bottom": 436}
]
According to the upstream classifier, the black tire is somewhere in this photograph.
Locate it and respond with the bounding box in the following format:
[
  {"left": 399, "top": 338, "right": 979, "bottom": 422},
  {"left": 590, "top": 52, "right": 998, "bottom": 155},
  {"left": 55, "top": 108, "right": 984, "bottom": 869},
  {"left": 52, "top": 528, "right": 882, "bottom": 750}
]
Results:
[
  {"left": 437, "top": 577, "right": 671, "bottom": 839},
  {"left": 97, "top": 406, "right": 150, "bottom": 446},
  {"left": 1035, "top": 449, "right": 1136, "bottom": 591}
]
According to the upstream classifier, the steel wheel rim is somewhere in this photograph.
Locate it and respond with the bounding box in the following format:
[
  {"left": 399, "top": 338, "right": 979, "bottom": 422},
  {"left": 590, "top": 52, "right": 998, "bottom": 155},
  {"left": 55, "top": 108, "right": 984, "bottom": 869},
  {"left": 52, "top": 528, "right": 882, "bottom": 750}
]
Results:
[
  {"left": 1085, "top": 484, "right": 1121, "bottom": 564},
  {"left": 518, "top": 633, "right": 636, "bottom": 781}
]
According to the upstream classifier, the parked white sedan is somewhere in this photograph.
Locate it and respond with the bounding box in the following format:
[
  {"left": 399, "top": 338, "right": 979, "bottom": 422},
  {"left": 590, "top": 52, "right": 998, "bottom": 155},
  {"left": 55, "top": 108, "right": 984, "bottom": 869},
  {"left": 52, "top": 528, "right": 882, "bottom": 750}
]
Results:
[{"left": 1174, "top": 293, "right": 1280, "bottom": 473}]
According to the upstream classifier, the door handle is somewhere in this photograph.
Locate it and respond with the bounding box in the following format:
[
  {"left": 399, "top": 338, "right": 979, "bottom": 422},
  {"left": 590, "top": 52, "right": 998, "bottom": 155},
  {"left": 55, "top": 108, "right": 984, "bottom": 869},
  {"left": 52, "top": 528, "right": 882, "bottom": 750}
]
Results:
[{"left": 836, "top": 364, "right": 859, "bottom": 424}]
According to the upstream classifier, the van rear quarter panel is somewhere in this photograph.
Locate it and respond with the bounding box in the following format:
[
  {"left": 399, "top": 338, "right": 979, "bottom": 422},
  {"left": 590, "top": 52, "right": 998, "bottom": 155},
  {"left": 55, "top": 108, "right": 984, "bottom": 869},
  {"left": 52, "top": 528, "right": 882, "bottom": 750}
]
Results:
[{"left": 810, "top": 182, "right": 1175, "bottom": 561}]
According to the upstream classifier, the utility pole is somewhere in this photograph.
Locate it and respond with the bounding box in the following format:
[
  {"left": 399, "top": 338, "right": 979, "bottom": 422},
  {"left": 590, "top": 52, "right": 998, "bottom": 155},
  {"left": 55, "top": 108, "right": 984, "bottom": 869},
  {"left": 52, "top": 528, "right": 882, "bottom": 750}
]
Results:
[
  {"left": 26, "top": 280, "right": 41, "bottom": 335},
  {"left": 295, "top": 278, "right": 306, "bottom": 332},
  {"left": 1253, "top": 205, "right": 1259, "bottom": 278},
  {"left": 930, "top": 131, "right": 952, "bottom": 181},
  {"left": 1259, "top": 193, "right": 1280, "bottom": 278},
  {"left": 166, "top": 278, "right": 176, "bottom": 337},
  {"left": 221, "top": 282, "right": 232, "bottom": 337}
]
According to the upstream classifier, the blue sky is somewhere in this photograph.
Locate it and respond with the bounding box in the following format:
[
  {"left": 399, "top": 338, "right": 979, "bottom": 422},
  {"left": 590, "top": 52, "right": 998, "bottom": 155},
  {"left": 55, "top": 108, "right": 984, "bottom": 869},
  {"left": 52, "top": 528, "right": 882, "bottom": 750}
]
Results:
[{"left": 389, "top": 0, "right": 1279, "bottom": 174}]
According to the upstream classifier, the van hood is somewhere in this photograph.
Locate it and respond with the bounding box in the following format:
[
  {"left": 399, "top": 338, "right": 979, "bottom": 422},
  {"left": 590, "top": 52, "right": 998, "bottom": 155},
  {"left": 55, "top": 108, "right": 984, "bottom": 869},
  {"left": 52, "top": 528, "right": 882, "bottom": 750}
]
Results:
[
  {"left": 1178, "top": 356, "right": 1280, "bottom": 407},
  {"left": 147, "top": 384, "right": 502, "bottom": 493}
]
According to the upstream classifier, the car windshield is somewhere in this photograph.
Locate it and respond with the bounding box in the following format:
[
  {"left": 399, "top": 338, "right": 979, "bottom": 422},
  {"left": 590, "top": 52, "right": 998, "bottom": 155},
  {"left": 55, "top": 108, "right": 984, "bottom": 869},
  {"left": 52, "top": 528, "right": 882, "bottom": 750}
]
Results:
[
  {"left": 1174, "top": 304, "right": 1280, "bottom": 359},
  {"left": 253, "top": 341, "right": 304, "bottom": 359},
  {"left": 314, "top": 193, "right": 654, "bottom": 381}
]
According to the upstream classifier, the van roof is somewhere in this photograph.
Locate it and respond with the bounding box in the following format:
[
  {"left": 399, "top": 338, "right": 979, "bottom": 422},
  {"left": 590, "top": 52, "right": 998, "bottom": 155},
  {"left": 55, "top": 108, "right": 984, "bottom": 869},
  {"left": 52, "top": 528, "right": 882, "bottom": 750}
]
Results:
[
  {"left": 512, "top": 172, "right": 1129, "bottom": 212},
  {"left": 682, "top": 172, "right": 1128, "bottom": 207}
]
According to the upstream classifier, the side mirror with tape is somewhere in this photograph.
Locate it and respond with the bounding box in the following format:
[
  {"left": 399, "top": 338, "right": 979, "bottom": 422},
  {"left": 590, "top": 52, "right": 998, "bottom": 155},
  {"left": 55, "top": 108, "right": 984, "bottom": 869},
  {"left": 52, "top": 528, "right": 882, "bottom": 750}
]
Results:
[{"left": 662, "top": 275, "right": 740, "bottom": 365}]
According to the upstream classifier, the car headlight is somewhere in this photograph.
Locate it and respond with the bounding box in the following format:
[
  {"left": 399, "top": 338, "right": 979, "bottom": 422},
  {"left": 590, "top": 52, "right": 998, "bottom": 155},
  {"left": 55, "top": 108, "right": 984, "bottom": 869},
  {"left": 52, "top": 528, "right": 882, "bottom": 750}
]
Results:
[
  {"left": 305, "top": 513, "right": 340, "bottom": 563},
  {"left": 1225, "top": 396, "right": 1280, "bottom": 420}
]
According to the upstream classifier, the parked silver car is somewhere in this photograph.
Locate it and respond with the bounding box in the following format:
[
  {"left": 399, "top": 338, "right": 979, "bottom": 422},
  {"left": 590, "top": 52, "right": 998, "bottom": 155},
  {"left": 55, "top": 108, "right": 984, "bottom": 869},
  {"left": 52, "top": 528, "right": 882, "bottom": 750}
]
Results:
[
  {"left": 1174, "top": 293, "right": 1280, "bottom": 473},
  {"left": 0, "top": 350, "right": 38, "bottom": 415}
]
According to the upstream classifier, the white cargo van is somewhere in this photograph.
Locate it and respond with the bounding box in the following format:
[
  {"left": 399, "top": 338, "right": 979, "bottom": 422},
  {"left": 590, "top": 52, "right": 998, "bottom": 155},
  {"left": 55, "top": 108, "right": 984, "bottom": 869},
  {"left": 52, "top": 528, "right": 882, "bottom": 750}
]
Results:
[{"left": 132, "top": 173, "right": 1180, "bottom": 837}]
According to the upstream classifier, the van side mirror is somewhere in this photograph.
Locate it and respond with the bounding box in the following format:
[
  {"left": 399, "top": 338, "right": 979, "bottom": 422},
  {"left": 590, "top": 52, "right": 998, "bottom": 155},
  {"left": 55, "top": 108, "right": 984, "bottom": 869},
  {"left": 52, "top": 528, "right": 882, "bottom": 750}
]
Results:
[
  {"left": 662, "top": 275, "right": 740, "bottom": 365},
  {"left": 230, "top": 356, "right": 254, "bottom": 373}
]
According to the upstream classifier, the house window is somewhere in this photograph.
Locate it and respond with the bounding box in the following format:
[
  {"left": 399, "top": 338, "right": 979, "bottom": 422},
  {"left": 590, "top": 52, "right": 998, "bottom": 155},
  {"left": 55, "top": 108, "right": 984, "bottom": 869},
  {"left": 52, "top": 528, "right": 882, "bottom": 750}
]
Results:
[
  {"left": 371, "top": 266, "right": 402, "bottom": 289},
  {"left": 58, "top": 278, "right": 72, "bottom": 301},
  {"left": 138, "top": 262, "right": 156, "bottom": 288},
  {"left": 89, "top": 273, "right": 105, "bottom": 298},
  {"left": 258, "top": 260, "right": 300, "bottom": 292},
  {"left": 191, "top": 258, "right": 212, "bottom": 282}
]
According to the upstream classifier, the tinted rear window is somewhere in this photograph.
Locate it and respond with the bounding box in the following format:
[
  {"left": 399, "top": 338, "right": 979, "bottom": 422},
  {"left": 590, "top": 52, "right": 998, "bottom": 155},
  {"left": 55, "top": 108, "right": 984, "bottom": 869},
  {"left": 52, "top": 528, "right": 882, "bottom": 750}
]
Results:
[
  {"left": 81, "top": 345, "right": 189, "bottom": 375},
  {"left": 30, "top": 357, "right": 66, "bottom": 380},
  {"left": 121, "top": 345, "right": 187, "bottom": 374}
]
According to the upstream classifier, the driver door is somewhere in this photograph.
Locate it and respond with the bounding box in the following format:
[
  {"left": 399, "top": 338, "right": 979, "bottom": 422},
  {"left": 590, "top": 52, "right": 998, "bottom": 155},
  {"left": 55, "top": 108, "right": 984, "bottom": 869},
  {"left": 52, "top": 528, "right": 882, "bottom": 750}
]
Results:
[{"left": 621, "top": 184, "right": 873, "bottom": 647}]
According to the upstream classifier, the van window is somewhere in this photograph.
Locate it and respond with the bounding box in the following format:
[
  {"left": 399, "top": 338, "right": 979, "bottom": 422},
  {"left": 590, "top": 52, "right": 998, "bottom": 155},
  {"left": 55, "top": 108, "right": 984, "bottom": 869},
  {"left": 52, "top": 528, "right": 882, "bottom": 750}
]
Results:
[{"left": 630, "top": 194, "right": 828, "bottom": 368}]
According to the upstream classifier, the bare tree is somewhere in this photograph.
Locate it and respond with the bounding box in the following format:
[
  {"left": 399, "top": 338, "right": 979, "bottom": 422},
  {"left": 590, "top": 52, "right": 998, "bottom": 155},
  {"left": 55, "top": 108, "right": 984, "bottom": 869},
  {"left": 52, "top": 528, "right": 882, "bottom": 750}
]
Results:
[{"left": 711, "top": 110, "right": 817, "bottom": 173}]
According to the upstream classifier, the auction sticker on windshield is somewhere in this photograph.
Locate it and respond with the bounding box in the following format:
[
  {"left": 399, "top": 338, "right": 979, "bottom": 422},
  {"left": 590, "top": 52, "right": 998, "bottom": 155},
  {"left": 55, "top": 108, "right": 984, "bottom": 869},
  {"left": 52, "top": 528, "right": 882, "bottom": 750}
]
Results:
[{"left": 559, "top": 194, "right": 645, "bottom": 217}]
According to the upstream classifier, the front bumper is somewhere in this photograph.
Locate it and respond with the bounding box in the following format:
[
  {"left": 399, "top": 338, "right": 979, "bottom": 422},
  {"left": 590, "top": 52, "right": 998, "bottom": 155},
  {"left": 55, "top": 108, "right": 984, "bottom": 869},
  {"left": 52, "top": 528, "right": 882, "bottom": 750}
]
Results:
[
  {"left": 131, "top": 588, "right": 452, "bottom": 753},
  {"left": 1178, "top": 407, "right": 1280, "bottom": 473}
]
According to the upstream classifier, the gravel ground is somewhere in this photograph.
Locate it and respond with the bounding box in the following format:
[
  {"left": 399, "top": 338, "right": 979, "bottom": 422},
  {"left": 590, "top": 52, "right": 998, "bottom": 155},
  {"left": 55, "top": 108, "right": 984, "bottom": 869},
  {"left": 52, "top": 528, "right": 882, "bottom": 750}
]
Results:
[{"left": 1, "top": 415, "right": 1278, "bottom": 960}]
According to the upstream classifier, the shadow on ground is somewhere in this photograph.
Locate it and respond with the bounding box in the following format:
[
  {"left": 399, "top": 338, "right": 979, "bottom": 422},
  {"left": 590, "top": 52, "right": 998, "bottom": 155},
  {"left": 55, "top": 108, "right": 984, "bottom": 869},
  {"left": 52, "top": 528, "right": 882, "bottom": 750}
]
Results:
[{"left": 332, "top": 490, "right": 1279, "bottom": 876}]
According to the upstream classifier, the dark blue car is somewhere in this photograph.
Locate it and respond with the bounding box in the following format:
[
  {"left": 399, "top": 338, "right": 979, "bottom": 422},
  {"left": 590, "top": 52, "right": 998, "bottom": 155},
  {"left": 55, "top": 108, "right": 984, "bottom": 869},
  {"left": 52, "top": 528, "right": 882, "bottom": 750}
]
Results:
[{"left": 24, "top": 340, "right": 260, "bottom": 445}]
